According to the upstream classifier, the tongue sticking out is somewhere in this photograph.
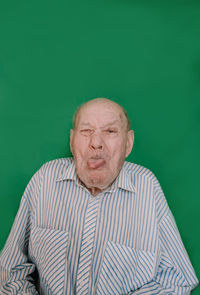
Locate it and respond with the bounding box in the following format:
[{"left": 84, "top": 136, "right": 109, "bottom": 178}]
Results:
[{"left": 87, "top": 158, "right": 105, "bottom": 169}]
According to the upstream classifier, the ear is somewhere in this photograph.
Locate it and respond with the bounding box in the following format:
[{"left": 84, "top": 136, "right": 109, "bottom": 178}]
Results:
[
  {"left": 70, "top": 129, "right": 74, "bottom": 155},
  {"left": 125, "top": 130, "right": 134, "bottom": 158}
]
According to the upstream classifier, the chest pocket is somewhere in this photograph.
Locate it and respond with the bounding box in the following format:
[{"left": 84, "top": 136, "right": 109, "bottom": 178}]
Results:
[
  {"left": 96, "top": 241, "right": 156, "bottom": 295},
  {"left": 29, "top": 226, "right": 68, "bottom": 295}
]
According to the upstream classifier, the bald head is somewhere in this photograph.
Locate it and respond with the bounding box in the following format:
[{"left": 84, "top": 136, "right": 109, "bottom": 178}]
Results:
[{"left": 73, "top": 98, "right": 131, "bottom": 131}]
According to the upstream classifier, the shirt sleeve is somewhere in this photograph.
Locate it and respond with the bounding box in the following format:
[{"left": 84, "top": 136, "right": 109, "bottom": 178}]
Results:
[
  {"left": 132, "top": 182, "right": 199, "bottom": 295},
  {"left": 0, "top": 170, "right": 41, "bottom": 295}
]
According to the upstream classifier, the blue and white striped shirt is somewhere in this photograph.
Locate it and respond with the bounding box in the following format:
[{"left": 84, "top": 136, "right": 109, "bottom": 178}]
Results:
[{"left": 0, "top": 158, "right": 198, "bottom": 294}]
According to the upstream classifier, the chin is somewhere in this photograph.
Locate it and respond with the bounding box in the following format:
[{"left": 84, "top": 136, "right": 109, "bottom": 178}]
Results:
[
  {"left": 84, "top": 174, "right": 108, "bottom": 189},
  {"left": 89, "top": 177, "right": 105, "bottom": 187}
]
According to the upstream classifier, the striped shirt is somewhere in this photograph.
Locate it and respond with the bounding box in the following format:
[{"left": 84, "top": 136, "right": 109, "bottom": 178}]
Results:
[{"left": 0, "top": 158, "right": 198, "bottom": 294}]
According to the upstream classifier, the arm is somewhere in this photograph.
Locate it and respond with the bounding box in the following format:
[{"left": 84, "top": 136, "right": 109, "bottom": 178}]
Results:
[
  {"left": 0, "top": 171, "right": 41, "bottom": 295},
  {"left": 133, "top": 211, "right": 198, "bottom": 294},
  {"left": 132, "top": 177, "right": 199, "bottom": 295}
]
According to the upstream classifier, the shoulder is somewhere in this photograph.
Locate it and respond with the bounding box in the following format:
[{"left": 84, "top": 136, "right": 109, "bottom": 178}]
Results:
[
  {"left": 40, "top": 157, "right": 73, "bottom": 171},
  {"left": 22, "top": 158, "right": 74, "bottom": 207},
  {"left": 123, "top": 161, "right": 165, "bottom": 196},
  {"left": 123, "top": 161, "right": 157, "bottom": 182},
  {"left": 24, "top": 157, "right": 73, "bottom": 188},
  {"left": 123, "top": 161, "right": 169, "bottom": 221},
  {"left": 32, "top": 157, "right": 74, "bottom": 181}
]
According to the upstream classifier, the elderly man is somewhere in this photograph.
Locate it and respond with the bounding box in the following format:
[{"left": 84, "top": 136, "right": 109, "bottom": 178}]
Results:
[{"left": 0, "top": 98, "right": 198, "bottom": 294}]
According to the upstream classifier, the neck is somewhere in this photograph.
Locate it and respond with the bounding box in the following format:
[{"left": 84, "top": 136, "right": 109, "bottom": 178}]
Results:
[
  {"left": 89, "top": 187, "right": 102, "bottom": 196},
  {"left": 79, "top": 179, "right": 103, "bottom": 196}
]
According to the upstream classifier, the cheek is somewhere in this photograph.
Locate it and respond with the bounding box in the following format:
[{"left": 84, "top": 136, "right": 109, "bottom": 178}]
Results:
[
  {"left": 108, "top": 140, "right": 126, "bottom": 157},
  {"left": 73, "top": 138, "right": 88, "bottom": 156}
]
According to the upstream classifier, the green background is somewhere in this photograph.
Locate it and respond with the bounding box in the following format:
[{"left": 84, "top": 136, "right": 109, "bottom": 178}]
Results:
[{"left": 0, "top": 0, "right": 199, "bottom": 292}]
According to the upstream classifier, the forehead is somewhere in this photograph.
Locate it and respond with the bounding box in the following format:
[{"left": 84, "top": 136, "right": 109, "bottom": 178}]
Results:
[{"left": 76, "top": 101, "right": 125, "bottom": 127}]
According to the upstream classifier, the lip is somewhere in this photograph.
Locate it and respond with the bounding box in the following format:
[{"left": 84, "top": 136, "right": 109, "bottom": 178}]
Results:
[{"left": 87, "top": 158, "right": 105, "bottom": 169}]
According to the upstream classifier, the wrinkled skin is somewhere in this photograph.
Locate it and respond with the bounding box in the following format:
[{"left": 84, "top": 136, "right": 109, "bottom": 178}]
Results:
[{"left": 70, "top": 99, "right": 134, "bottom": 196}]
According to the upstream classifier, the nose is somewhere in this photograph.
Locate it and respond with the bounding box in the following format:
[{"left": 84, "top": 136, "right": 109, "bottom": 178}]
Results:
[{"left": 89, "top": 133, "right": 104, "bottom": 150}]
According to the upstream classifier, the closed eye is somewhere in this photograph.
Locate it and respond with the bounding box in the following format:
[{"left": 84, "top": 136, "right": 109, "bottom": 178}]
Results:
[{"left": 80, "top": 129, "right": 93, "bottom": 136}]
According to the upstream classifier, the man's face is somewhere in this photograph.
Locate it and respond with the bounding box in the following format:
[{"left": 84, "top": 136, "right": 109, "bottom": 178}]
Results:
[{"left": 70, "top": 100, "right": 134, "bottom": 194}]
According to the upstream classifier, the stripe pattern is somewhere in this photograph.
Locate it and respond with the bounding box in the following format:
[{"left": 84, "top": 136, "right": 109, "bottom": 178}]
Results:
[
  {"left": 29, "top": 226, "right": 69, "bottom": 295},
  {"left": 76, "top": 197, "right": 100, "bottom": 294},
  {"left": 96, "top": 241, "right": 155, "bottom": 294},
  {"left": 0, "top": 158, "right": 198, "bottom": 295}
]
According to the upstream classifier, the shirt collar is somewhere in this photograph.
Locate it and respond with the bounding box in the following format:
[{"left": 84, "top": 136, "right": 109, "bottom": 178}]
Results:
[
  {"left": 56, "top": 159, "right": 136, "bottom": 193},
  {"left": 107, "top": 162, "right": 136, "bottom": 193},
  {"left": 56, "top": 159, "right": 78, "bottom": 182}
]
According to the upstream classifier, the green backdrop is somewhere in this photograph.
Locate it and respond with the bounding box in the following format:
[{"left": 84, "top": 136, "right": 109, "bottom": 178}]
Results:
[{"left": 0, "top": 0, "right": 199, "bottom": 293}]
